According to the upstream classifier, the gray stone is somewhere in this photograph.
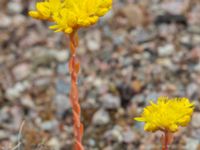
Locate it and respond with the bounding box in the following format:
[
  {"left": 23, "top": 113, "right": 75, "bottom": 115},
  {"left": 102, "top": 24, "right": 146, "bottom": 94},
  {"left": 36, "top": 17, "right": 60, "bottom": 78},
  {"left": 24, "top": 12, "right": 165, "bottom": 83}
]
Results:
[
  {"left": 57, "top": 63, "right": 68, "bottom": 75},
  {"left": 0, "top": 107, "right": 10, "bottom": 123},
  {"left": 186, "top": 83, "right": 199, "bottom": 97},
  {"left": 88, "top": 138, "right": 96, "bottom": 147},
  {"left": 104, "top": 126, "right": 123, "bottom": 142},
  {"left": 12, "top": 63, "right": 31, "bottom": 81},
  {"left": 194, "top": 63, "right": 200, "bottom": 72},
  {"left": 131, "top": 94, "right": 145, "bottom": 104},
  {"left": 100, "top": 94, "right": 121, "bottom": 109},
  {"left": 188, "top": 26, "right": 200, "bottom": 34},
  {"left": 113, "top": 36, "right": 125, "bottom": 46},
  {"left": 132, "top": 28, "right": 156, "bottom": 43},
  {"left": 146, "top": 92, "right": 160, "bottom": 102},
  {"left": 122, "top": 128, "right": 136, "bottom": 143},
  {"left": 160, "top": 1, "right": 186, "bottom": 15},
  {"left": 54, "top": 94, "right": 71, "bottom": 116},
  {"left": 193, "top": 35, "right": 200, "bottom": 45},
  {"left": 34, "top": 77, "right": 51, "bottom": 89},
  {"left": 192, "top": 113, "right": 200, "bottom": 128},
  {"left": 12, "top": 15, "right": 26, "bottom": 27},
  {"left": 56, "top": 79, "right": 70, "bottom": 94}
]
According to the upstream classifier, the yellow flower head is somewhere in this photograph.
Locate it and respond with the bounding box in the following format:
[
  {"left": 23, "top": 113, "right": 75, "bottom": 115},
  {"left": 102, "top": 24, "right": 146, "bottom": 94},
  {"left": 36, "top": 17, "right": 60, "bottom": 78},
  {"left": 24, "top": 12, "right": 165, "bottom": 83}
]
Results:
[
  {"left": 135, "top": 97, "right": 194, "bottom": 132},
  {"left": 29, "top": 0, "right": 112, "bottom": 33}
]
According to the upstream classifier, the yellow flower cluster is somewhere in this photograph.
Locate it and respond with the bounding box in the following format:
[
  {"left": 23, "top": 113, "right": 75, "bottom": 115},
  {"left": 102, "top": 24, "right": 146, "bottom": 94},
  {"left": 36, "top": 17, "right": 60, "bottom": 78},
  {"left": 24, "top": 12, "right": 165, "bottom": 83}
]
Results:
[
  {"left": 29, "top": 0, "right": 112, "bottom": 33},
  {"left": 135, "top": 97, "right": 194, "bottom": 132}
]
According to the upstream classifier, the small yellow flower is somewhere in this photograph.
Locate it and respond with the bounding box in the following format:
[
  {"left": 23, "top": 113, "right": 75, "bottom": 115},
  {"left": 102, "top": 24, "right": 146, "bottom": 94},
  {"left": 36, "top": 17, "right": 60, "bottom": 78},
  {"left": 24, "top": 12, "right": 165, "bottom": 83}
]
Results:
[
  {"left": 29, "top": 0, "right": 112, "bottom": 33},
  {"left": 135, "top": 97, "right": 194, "bottom": 132}
]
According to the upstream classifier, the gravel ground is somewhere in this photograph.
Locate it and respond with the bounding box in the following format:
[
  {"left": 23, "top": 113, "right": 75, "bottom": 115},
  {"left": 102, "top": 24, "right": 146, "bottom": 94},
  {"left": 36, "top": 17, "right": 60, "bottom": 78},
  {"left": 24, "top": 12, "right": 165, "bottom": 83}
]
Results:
[{"left": 0, "top": 0, "right": 200, "bottom": 150}]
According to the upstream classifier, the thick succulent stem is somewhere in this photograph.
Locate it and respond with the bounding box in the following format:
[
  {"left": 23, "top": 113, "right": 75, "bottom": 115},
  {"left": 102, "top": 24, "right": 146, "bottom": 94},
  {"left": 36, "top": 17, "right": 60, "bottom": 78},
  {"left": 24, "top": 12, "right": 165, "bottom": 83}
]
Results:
[{"left": 68, "top": 32, "right": 84, "bottom": 150}]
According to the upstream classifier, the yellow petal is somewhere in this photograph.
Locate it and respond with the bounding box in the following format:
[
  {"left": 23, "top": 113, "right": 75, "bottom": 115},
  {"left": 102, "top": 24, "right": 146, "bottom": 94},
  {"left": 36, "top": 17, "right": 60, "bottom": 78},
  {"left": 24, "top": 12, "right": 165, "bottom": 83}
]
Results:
[
  {"left": 134, "top": 117, "right": 145, "bottom": 122},
  {"left": 29, "top": 11, "right": 39, "bottom": 18}
]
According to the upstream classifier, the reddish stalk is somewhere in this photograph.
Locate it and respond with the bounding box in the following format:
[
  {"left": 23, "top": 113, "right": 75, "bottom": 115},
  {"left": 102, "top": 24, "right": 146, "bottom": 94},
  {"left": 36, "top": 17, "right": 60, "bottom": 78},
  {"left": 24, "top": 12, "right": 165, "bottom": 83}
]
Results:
[
  {"left": 68, "top": 31, "right": 84, "bottom": 150},
  {"left": 162, "top": 130, "right": 169, "bottom": 150}
]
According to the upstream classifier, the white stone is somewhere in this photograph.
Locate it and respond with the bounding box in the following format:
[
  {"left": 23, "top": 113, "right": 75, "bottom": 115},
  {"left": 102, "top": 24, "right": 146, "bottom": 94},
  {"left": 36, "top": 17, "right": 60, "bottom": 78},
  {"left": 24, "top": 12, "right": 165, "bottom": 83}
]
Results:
[
  {"left": 7, "top": 2, "right": 22, "bottom": 13},
  {"left": 5, "top": 81, "right": 30, "bottom": 101},
  {"left": 0, "top": 15, "right": 12, "bottom": 28},
  {"left": 55, "top": 50, "right": 69, "bottom": 62},
  {"left": 41, "top": 120, "right": 58, "bottom": 131},
  {"left": 158, "top": 44, "right": 175, "bottom": 57},
  {"left": 185, "top": 138, "right": 199, "bottom": 150},
  {"left": 86, "top": 30, "right": 101, "bottom": 51},
  {"left": 92, "top": 109, "right": 110, "bottom": 125},
  {"left": 47, "top": 138, "right": 60, "bottom": 150}
]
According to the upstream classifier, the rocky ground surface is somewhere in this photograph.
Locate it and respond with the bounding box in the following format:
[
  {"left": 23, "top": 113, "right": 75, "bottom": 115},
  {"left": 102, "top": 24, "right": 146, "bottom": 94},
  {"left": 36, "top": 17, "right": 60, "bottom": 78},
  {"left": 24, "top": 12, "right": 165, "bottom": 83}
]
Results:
[{"left": 0, "top": 0, "right": 200, "bottom": 150}]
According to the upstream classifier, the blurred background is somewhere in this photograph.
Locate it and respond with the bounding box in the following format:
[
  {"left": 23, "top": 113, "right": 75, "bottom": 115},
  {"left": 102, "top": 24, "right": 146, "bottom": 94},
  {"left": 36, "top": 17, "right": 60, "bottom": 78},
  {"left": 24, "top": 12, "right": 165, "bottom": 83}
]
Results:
[{"left": 0, "top": 0, "right": 200, "bottom": 149}]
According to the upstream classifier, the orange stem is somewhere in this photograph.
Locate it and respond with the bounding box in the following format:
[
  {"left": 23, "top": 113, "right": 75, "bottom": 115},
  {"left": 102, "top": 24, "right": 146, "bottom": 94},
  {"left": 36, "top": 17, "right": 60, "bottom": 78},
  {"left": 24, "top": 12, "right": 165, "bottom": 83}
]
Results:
[
  {"left": 68, "top": 32, "right": 84, "bottom": 150},
  {"left": 162, "top": 130, "right": 169, "bottom": 150}
]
